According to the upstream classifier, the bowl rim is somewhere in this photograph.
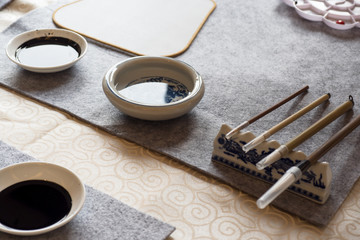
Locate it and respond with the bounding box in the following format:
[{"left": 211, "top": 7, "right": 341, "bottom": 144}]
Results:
[
  {"left": 5, "top": 28, "right": 88, "bottom": 73},
  {"left": 0, "top": 161, "right": 86, "bottom": 236},
  {"left": 104, "top": 56, "right": 204, "bottom": 108}
]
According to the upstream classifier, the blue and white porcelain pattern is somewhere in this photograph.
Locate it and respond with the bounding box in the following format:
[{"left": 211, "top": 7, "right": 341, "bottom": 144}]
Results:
[{"left": 212, "top": 124, "right": 332, "bottom": 204}]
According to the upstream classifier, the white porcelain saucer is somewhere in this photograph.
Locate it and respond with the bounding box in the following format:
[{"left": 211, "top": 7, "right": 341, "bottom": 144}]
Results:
[{"left": 6, "top": 28, "right": 87, "bottom": 73}]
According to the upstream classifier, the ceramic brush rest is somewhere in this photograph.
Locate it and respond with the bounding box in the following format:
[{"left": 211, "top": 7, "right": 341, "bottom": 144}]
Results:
[{"left": 211, "top": 124, "right": 332, "bottom": 204}]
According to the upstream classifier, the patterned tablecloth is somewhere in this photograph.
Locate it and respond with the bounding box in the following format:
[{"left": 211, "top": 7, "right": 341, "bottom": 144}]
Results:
[{"left": 1, "top": 1, "right": 359, "bottom": 239}]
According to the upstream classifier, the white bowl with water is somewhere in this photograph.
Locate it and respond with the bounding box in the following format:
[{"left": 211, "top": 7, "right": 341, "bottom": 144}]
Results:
[{"left": 102, "top": 56, "right": 205, "bottom": 121}]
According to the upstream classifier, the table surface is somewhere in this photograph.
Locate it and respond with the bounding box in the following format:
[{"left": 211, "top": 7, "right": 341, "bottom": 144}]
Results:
[{"left": 1, "top": 1, "right": 360, "bottom": 239}]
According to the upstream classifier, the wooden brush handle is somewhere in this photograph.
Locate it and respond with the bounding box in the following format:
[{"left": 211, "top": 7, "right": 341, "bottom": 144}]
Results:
[
  {"left": 308, "top": 109, "right": 360, "bottom": 165},
  {"left": 248, "top": 85, "right": 309, "bottom": 124}
]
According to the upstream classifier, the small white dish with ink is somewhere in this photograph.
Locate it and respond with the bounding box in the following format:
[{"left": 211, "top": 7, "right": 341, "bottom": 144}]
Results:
[
  {"left": 6, "top": 28, "right": 87, "bottom": 73},
  {"left": 0, "top": 162, "right": 85, "bottom": 236},
  {"left": 102, "top": 56, "right": 205, "bottom": 121}
]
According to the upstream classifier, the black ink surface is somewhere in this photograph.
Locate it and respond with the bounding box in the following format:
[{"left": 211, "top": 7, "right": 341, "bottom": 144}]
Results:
[{"left": 0, "top": 180, "right": 72, "bottom": 230}]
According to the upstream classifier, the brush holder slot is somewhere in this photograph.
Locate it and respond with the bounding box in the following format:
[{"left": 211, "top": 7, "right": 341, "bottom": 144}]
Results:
[{"left": 212, "top": 124, "right": 332, "bottom": 204}]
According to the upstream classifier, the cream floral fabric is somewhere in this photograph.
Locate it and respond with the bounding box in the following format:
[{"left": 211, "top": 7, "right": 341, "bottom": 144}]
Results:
[{"left": 0, "top": 1, "right": 359, "bottom": 239}]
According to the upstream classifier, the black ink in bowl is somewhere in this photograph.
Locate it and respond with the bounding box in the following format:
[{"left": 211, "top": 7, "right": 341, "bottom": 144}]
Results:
[
  {"left": 15, "top": 36, "right": 81, "bottom": 68},
  {"left": 0, "top": 180, "right": 72, "bottom": 230}
]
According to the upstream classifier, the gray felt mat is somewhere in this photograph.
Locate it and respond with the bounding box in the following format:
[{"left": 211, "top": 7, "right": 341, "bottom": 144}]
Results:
[
  {"left": 1, "top": 0, "right": 360, "bottom": 226},
  {"left": 0, "top": 0, "right": 12, "bottom": 9},
  {"left": 0, "top": 141, "right": 175, "bottom": 239}
]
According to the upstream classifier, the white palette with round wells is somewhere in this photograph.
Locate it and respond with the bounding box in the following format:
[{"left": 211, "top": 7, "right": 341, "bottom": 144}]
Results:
[{"left": 282, "top": 0, "right": 360, "bottom": 30}]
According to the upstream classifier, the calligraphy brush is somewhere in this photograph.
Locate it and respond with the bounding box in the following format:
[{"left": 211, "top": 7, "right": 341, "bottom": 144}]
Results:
[
  {"left": 257, "top": 112, "right": 360, "bottom": 209},
  {"left": 243, "top": 93, "right": 331, "bottom": 152},
  {"left": 225, "top": 85, "right": 309, "bottom": 139},
  {"left": 256, "top": 96, "right": 354, "bottom": 170}
]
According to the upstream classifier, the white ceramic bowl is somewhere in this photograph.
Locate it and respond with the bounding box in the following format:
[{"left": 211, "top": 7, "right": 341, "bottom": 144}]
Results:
[
  {"left": 6, "top": 28, "right": 87, "bottom": 73},
  {"left": 102, "top": 56, "right": 205, "bottom": 121},
  {"left": 0, "top": 162, "right": 86, "bottom": 236}
]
